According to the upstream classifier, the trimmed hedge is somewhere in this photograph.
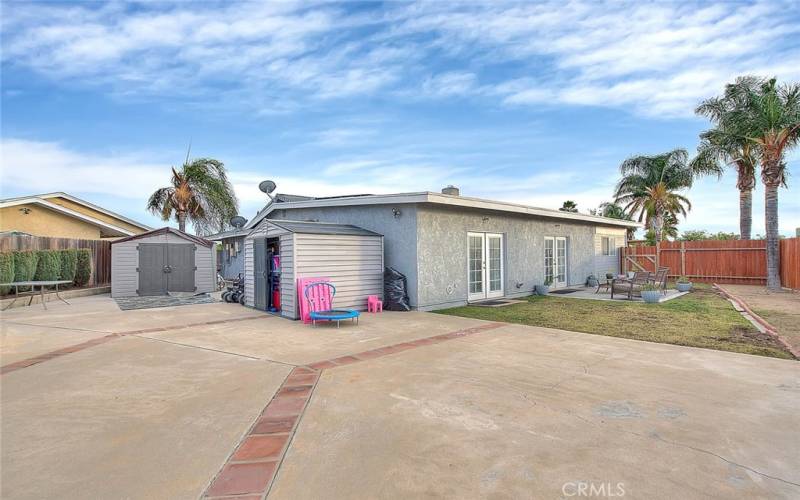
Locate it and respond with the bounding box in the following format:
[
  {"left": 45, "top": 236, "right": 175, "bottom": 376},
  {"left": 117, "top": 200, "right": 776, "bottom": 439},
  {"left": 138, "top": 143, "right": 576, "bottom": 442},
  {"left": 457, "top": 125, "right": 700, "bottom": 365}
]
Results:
[
  {"left": 75, "top": 249, "right": 92, "bottom": 287},
  {"left": 59, "top": 249, "right": 78, "bottom": 284},
  {"left": 34, "top": 250, "right": 62, "bottom": 282},
  {"left": 13, "top": 251, "right": 38, "bottom": 283},
  {"left": 0, "top": 253, "right": 14, "bottom": 295}
]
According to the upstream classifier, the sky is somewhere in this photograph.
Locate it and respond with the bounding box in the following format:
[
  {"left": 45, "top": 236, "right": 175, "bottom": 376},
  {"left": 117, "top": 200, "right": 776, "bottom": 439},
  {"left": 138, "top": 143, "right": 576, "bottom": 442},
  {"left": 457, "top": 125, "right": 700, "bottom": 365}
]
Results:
[{"left": 1, "top": 0, "right": 799, "bottom": 237}]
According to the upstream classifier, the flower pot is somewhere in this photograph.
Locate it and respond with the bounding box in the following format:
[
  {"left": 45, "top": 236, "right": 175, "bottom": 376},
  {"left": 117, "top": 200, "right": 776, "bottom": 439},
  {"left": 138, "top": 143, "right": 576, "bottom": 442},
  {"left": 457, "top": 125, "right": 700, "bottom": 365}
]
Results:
[
  {"left": 641, "top": 290, "right": 661, "bottom": 303},
  {"left": 587, "top": 277, "right": 598, "bottom": 287},
  {"left": 676, "top": 282, "right": 692, "bottom": 292},
  {"left": 627, "top": 272, "right": 635, "bottom": 279},
  {"left": 535, "top": 285, "right": 550, "bottom": 295}
]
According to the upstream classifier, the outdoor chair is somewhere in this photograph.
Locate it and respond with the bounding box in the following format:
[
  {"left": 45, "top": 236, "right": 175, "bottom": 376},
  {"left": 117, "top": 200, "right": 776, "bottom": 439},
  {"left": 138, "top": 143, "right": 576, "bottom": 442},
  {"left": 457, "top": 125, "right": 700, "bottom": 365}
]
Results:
[
  {"left": 611, "top": 271, "right": 651, "bottom": 300},
  {"left": 650, "top": 267, "right": 669, "bottom": 295},
  {"left": 303, "top": 281, "right": 360, "bottom": 328}
]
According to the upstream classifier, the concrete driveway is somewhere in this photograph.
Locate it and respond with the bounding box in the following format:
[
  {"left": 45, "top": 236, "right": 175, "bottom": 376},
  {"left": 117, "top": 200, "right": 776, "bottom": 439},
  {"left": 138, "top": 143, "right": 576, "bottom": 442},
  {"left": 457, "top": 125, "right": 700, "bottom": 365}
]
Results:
[{"left": 2, "top": 295, "right": 798, "bottom": 499}]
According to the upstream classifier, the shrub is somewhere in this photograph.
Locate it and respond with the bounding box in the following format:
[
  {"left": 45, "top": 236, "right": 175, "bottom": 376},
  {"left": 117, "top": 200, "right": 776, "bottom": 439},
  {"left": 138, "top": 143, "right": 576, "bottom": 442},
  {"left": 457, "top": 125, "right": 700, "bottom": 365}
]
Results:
[
  {"left": 74, "top": 249, "right": 92, "bottom": 287},
  {"left": 34, "top": 250, "right": 62, "bottom": 282},
  {"left": 13, "top": 251, "right": 38, "bottom": 282},
  {"left": 0, "top": 253, "right": 14, "bottom": 295},
  {"left": 59, "top": 249, "right": 78, "bottom": 284}
]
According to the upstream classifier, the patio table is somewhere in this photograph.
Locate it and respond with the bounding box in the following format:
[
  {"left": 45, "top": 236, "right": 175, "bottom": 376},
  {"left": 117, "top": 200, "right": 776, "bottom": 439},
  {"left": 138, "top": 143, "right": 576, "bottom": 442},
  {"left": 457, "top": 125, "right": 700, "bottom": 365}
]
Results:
[{"left": 0, "top": 280, "right": 72, "bottom": 311}]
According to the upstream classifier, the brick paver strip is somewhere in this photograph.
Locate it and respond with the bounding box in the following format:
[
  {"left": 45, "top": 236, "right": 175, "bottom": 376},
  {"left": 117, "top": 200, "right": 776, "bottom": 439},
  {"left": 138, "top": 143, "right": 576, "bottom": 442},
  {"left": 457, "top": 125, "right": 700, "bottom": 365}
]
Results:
[
  {"left": 714, "top": 284, "right": 799, "bottom": 359},
  {"left": 0, "top": 315, "right": 265, "bottom": 375},
  {"left": 203, "top": 321, "right": 505, "bottom": 499}
]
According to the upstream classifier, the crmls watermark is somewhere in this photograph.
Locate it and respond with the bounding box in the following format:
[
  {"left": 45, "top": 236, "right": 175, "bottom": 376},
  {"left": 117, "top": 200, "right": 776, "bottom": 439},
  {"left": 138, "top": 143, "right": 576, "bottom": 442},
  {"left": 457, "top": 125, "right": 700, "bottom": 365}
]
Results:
[{"left": 562, "top": 481, "right": 626, "bottom": 497}]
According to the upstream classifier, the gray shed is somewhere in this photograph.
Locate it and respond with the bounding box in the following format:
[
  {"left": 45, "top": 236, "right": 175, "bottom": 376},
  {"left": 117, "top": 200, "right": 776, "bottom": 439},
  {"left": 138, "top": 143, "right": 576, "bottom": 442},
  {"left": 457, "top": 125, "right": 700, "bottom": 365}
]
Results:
[
  {"left": 244, "top": 219, "right": 384, "bottom": 319},
  {"left": 111, "top": 227, "right": 216, "bottom": 298}
]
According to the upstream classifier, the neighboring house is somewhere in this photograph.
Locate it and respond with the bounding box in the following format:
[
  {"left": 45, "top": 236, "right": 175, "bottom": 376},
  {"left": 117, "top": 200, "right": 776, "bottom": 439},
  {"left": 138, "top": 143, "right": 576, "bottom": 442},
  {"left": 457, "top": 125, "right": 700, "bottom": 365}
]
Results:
[
  {"left": 239, "top": 186, "right": 639, "bottom": 313},
  {"left": 0, "top": 192, "right": 150, "bottom": 239}
]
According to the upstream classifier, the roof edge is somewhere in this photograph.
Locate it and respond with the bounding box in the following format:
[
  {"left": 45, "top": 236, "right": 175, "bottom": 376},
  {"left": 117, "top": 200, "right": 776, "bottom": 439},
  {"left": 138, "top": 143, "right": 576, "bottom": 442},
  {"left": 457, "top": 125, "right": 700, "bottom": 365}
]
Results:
[{"left": 111, "top": 227, "right": 213, "bottom": 247}]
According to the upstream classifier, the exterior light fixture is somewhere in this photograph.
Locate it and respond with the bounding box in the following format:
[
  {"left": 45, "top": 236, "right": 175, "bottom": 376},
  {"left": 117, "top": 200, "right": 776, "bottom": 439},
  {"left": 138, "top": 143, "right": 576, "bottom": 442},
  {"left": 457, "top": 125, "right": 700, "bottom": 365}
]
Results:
[
  {"left": 392, "top": 208, "right": 402, "bottom": 218},
  {"left": 19, "top": 207, "right": 32, "bottom": 215}
]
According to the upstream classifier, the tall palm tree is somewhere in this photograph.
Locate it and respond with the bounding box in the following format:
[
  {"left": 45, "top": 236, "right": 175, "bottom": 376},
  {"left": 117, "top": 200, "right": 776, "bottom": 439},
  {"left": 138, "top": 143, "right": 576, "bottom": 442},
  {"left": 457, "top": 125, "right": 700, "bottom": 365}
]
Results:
[
  {"left": 147, "top": 157, "right": 238, "bottom": 235},
  {"left": 614, "top": 149, "right": 716, "bottom": 241},
  {"left": 695, "top": 77, "right": 762, "bottom": 239},
  {"left": 719, "top": 77, "right": 800, "bottom": 289}
]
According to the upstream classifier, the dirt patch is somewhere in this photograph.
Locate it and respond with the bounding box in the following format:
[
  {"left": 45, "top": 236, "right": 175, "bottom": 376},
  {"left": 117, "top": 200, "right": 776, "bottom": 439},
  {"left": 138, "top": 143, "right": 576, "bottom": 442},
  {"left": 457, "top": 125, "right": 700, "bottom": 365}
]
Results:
[{"left": 721, "top": 325, "right": 789, "bottom": 352}]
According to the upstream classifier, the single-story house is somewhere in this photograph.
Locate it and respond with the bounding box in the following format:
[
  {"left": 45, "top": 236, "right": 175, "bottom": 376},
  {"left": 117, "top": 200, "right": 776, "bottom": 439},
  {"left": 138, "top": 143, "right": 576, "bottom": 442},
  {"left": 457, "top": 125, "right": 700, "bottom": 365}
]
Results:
[
  {"left": 111, "top": 227, "right": 216, "bottom": 297},
  {"left": 0, "top": 192, "right": 150, "bottom": 239},
  {"left": 232, "top": 186, "right": 639, "bottom": 313}
]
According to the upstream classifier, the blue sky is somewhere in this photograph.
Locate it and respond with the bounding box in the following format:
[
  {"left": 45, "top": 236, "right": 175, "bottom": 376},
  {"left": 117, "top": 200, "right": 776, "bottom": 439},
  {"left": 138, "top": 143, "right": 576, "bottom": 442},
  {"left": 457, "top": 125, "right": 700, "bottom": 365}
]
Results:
[{"left": 1, "top": 0, "right": 798, "bottom": 236}]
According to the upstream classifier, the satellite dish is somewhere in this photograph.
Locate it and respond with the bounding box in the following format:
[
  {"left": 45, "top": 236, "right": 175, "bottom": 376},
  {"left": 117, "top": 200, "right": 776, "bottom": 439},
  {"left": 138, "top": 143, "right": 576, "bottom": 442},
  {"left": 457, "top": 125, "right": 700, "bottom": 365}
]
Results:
[
  {"left": 259, "top": 180, "right": 276, "bottom": 195},
  {"left": 229, "top": 215, "right": 247, "bottom": 228}
]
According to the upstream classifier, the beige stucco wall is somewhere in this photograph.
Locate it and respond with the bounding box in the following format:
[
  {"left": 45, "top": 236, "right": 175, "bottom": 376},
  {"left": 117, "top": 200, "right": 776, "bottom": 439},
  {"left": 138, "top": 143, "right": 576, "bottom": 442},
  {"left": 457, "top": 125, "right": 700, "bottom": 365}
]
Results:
[
  {"left": 0, "top": 204, "right": 103, "bottom": 239},
  {"left": 48, "top": 197, "right": 146, "bottom": 235}
]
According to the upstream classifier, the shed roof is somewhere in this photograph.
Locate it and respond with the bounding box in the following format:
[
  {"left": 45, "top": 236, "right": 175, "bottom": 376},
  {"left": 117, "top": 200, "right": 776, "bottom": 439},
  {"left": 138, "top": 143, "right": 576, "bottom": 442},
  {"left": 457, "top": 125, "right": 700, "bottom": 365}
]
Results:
[
  {"left": 264, "top": 219, "right": 382, "bottom": 237},
  {"left": 111, "top": 227, "right": 214, "bottom": 247}
]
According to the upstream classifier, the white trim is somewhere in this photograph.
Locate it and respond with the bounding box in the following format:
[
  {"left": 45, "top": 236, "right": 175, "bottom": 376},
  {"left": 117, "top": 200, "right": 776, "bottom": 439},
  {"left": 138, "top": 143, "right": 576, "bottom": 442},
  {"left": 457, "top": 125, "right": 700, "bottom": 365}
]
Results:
[
  {"left": 0, "top": 197, "right": 137, "bottom": 236},
  {"left": 251, "top": 191, "right": 641, "bottom": 229},
  {"left": 37, "top": 193, "right": 151, "bottom": 231}
]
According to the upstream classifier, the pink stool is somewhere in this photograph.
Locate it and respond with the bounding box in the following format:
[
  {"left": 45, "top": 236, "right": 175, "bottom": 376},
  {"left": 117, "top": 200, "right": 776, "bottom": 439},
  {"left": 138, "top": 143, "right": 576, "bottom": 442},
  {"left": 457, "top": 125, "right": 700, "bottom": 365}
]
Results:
[{"left": 367, "top": 295, "right": 383, "bottom": 313}]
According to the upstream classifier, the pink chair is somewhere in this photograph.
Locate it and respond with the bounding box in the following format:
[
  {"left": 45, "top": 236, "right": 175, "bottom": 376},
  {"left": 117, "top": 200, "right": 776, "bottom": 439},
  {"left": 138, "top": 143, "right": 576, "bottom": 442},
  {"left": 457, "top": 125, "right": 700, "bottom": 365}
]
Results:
[{"left": 367, "top": 295, "right": 383, "bottom": 313}]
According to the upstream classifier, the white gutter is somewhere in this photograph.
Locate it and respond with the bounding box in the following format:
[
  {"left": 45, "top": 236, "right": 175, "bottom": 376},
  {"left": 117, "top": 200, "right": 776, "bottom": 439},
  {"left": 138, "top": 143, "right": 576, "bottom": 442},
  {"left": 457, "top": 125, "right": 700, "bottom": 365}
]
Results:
[{"left": 252, "top": 191, "right": 641, "bottom": 228}]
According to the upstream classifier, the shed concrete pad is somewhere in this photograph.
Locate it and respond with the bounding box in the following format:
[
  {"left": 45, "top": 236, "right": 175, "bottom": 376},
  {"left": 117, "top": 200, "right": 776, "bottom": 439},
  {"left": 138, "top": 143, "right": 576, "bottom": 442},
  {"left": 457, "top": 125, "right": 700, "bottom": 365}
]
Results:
[
  {"left": 144, "top": 310, "right": 490, "bottom": 365},
  {"left": 271, "top": 324, "right": 800, "bottom": 499},
  {"left": 1, "top": 335, "right": 290, "bottom": 500}
]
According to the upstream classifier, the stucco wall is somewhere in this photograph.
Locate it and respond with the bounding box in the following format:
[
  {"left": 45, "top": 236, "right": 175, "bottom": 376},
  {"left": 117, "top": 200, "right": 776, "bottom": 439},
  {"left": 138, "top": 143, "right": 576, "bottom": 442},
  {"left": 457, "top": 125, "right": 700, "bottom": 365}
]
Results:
[
  {"left": 47, "top": 197, "right": 146, "bottom": 235},
  {"left": 0, "top": 205, "right": 102, "bottom": 239},
  {"left": 269, "top": 204, "right": 419, "bottom": 306},
  {"left": 415, "top": 205, "right": 600, "bottom": 310}
]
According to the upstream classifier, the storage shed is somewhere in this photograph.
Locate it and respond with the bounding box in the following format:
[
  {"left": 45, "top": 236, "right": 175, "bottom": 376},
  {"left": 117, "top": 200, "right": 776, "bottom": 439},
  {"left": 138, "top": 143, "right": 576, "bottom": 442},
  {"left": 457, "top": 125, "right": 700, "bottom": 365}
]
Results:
[
  {"left": 244, "top": 219, "right": 384, "bottom": 319},
  {"left": 111, "top": 227, "right": 216, "bottom": 298}
]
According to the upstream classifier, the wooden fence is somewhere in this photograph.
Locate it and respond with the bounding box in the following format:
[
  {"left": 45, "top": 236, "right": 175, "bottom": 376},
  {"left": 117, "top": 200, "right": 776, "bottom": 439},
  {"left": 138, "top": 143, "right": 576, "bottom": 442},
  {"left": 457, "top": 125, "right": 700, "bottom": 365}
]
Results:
[
  {"left": 621, "top": 238, "right": 800, "bottom": 289},
  {"left": 0, "top": 234, "right": 111, "bottom": 286}
]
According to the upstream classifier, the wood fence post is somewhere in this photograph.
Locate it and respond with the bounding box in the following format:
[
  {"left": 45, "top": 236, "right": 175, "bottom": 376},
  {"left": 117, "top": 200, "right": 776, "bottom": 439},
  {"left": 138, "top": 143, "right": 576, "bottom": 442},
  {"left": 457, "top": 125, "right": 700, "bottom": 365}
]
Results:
[{"left": 680, "top": 241, "right": 686, "bottom": 277}]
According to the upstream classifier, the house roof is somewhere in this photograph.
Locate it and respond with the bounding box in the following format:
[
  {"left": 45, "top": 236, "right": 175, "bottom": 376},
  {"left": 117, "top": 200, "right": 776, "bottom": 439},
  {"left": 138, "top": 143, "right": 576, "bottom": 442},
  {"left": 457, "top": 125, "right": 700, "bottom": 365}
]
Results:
[
  {"left": 206, "top": 228, "right": 250, "bottom": 241},
  {"left": 264, "top": 219, "right": 382, "bottom": 237},
  {"left": 111, "top": 227, "right": 214, "bottom": 247},
  {"left": 244, "top": 193, "right": 317, "bottom": 230},
  {"left": 250, "top": 191, "right": 642, "bottom": 229},
  {"left": 0, "top": 192, "right": 151, "bottom": 237}
]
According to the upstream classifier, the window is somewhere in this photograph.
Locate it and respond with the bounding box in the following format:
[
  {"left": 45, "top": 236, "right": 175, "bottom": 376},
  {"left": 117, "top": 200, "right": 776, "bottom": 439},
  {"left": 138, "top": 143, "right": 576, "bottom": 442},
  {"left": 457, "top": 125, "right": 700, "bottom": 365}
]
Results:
[{"left": 602, "top": 236, "right": 616, "bottom": 256}]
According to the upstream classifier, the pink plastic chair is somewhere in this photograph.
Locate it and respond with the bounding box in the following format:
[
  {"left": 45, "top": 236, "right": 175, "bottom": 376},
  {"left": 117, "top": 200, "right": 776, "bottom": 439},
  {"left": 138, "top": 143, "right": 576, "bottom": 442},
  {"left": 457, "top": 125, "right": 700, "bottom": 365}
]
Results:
[
  {"left": 297, "top": 277, "right": 330, "bottom": 324},
  {"left": 367, "top": 295, "right": 383, "bottom": 313}
]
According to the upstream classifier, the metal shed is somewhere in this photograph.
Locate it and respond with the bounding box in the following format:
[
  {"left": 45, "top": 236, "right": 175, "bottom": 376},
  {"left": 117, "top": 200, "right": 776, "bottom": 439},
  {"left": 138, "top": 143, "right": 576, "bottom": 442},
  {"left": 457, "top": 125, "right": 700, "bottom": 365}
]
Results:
[
  {"left": 111, "top": 227, "right": 216, "bottom": 298},
  {"left": 244, "top": 219, "right": 384, "bottom": 319}
]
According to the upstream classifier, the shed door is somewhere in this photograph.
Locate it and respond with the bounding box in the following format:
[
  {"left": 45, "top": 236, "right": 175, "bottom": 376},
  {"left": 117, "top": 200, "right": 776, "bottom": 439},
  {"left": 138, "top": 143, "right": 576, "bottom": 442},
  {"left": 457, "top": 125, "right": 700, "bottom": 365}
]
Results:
[
  {"left": 253, "top": 238, "right": 267, "bottom": 310},
  {"left": 167, "top": 244, "right": 196, "bottom": 292},
  {"left": 138, "top": 244, "right": 167, "bottom": 295}
]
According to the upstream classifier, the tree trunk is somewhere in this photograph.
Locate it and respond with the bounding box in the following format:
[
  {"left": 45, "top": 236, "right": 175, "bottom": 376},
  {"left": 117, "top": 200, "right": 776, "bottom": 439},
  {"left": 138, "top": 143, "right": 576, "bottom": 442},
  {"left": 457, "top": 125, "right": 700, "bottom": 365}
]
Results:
[
  {"left": 764, "top": 184, "right": 781, "bottom": 290},
  {"left": 739, "top": 188, "right": 752, "bottom": 240},
  {"left": 177, "top": 211, "right": 187, "bottom": 233}
]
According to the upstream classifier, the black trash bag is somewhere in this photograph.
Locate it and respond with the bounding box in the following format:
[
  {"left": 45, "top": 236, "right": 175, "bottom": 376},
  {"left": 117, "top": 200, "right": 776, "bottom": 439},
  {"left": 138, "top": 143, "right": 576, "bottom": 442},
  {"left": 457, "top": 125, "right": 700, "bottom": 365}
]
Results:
[{"left": 383, "top": 267, "right": 411, "bottom": 311}]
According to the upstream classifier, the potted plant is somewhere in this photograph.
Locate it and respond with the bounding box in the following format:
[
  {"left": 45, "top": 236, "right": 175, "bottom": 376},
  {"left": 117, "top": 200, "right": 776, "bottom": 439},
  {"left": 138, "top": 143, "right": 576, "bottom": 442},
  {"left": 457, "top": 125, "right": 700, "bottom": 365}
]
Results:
[
  {"left": 535, "top": 277, "right": 553, "bottom": 295},
  {"left": 640, "top": 283, "right": 661, "bottom": 303},
  {"left": 587, "top": 274, "right": 598, "bottom": 287},
  {"left": 676, "top": 276, "right": 692, "bottom": 292}
]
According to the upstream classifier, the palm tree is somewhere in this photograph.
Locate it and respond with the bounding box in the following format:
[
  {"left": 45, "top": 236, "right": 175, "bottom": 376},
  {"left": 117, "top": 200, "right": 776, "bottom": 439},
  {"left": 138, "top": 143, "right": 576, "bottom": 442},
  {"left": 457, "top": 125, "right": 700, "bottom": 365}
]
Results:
[
  {"left": 559, "top": 200, "right": 578, "bottom": 212},
  {"left": 695, "top": 77, "right": 762, "bottom": 239},
  {"left": 613, "top": 149, "right": 716, "bottom": 241},
  {"left": 595, "top": 202, "right": 636, "bottom": 239},
  {"left": 718, "top": 77, "right": 800, "bottom": 289},
  {"left": 147, "top": 156, "right": 238, "bottom": 234}
]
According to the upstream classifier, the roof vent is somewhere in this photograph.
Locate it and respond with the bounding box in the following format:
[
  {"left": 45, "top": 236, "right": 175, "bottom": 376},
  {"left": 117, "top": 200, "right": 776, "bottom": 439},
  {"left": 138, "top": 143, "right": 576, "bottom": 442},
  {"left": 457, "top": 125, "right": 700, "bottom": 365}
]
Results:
[{"left": 441, "top": 185, "right": 460, "bottom": 196}]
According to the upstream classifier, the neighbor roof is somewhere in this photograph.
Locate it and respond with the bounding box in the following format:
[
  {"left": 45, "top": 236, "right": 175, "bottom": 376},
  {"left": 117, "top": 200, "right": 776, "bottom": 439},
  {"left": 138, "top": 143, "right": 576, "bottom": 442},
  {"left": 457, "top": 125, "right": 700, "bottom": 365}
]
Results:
[
  {"left": 264, "top": 219, "right": 382, "bottom": 237},
  {"left": 250, "top": 191, "right": 641, "bottom": 229},
  {"left": 111, "top": 227, "right": 213, "bottom": 247},
  {"left": 0, "top": 192, "right": 151, "bottom": 237}
]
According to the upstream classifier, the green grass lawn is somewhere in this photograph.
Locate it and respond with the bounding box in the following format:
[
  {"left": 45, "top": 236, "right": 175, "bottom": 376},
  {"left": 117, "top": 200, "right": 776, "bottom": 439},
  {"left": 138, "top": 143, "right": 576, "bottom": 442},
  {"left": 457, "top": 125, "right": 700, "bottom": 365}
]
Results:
[{"left": 435, "top": 286, "right": 793, "bottom": 359}]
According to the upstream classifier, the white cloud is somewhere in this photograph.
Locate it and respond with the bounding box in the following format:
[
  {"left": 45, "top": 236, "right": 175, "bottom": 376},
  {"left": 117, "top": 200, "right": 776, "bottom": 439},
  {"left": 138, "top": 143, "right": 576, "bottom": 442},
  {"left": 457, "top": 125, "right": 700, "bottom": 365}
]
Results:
[{"left": 3, "top": 1, "right": 798, "bottom": 116}]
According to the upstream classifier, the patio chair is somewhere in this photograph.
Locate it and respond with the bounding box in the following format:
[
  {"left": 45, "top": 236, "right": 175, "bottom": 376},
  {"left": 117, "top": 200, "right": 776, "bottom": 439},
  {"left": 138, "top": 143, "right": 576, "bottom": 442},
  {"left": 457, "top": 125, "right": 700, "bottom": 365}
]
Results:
[
  {"left": 303, "top": 281, "right": 360, "bottom": 328},
  {"left": 611, "top": 271, "right": 651, "bottom": 300},
  {"left": 651, "top": 267, "right": 669, "bottom": 295}
]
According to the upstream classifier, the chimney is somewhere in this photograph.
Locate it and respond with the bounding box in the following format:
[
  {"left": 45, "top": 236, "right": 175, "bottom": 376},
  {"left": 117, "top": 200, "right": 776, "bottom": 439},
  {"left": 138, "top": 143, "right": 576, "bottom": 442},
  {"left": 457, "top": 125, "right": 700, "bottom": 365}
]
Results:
[{"left": 441, "top": 185, "right": 460, "bottom": 196}]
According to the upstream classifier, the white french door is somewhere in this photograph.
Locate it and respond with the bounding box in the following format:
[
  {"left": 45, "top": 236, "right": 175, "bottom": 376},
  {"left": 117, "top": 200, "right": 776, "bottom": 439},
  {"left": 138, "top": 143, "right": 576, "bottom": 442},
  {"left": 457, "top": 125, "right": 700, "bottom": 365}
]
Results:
[
  {"left": 468, "top": 232, "right": 504, "bottom": 301},
  {"left": 544, "top": 237, "right": 568, "bottom": 288}
]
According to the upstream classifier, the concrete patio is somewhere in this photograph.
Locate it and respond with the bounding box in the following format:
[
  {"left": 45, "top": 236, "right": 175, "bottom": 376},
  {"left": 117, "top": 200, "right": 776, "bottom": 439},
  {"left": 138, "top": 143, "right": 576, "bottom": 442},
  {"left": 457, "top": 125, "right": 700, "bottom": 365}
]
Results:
[
  {"left": 1, "top": 294, "right": 798, "bottom": 499},
  {"left": 547, "top": 285, "right": 687, "bottom": 302}
]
